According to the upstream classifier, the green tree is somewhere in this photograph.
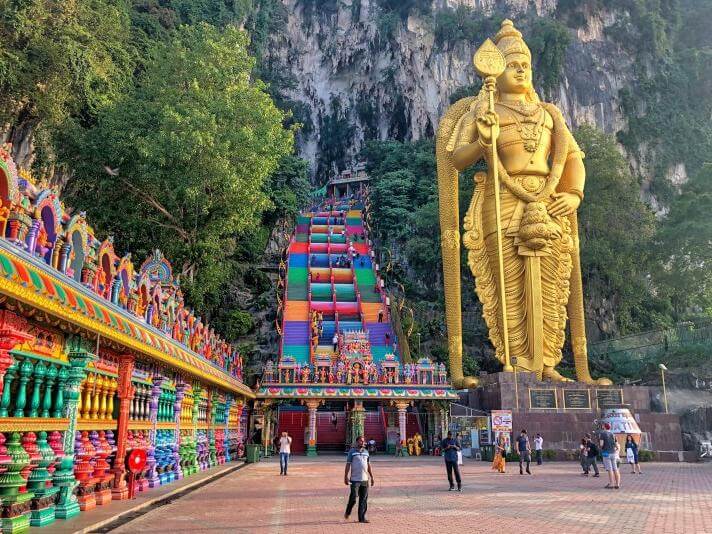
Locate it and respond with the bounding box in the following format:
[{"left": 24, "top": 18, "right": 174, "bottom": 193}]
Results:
[
  {"left": 0, "top": 0, "right": 135, "bottom": 168},
  {"left": 575, "top": 125, "right": 665, "bottom": 333},
  {"left": 655, "top": 164, "right": 712, "bottom": 317},
  {"left": 62, "top": 23, "right": 293, "bottom": 311}
]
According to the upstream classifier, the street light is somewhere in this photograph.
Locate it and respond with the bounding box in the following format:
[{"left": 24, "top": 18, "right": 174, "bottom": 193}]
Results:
[
  {"left": 511, "top": 356, "right": 519, "bottom": 411},
  {"left": 659, "top": 363, "right": 669, "bottom": 413}
]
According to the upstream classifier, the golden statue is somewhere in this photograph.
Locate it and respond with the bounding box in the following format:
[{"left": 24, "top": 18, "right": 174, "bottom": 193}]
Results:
[{"left": 436, "top": 20, "right": 610, "bottom": 387}]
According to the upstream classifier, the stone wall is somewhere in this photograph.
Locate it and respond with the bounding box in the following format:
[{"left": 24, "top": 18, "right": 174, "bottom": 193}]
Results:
[{"left": 461, "top": 372, "right": 686, "bottom": 456}]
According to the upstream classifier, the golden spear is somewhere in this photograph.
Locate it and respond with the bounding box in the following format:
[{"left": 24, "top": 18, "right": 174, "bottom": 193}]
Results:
[{"left": 473, "top": 39, "right": 513, "bottom": 372}]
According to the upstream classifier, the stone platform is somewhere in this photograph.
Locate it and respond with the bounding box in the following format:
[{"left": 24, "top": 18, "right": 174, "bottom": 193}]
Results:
[{"left": 460, "top": 372, "right": 688, "bottom": 459}]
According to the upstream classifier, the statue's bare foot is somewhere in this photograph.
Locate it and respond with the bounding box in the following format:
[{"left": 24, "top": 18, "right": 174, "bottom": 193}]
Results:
[
  {"left": 542, "top": 366, "right": 573, "bottom": 382},
  {"left": 454, "top": 376, "right": 479, "bottom": 389}
]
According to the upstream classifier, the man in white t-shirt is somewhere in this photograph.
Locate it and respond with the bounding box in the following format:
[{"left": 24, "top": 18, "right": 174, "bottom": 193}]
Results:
[
  {"left": 534, "top": 433, "right": 544, "bottom": 465},
  {"left": 279, "top": 432, "right": 292, "bottom": 476},
  {"left": 344, "top": 435, "right": 374, "bottom": 523}
]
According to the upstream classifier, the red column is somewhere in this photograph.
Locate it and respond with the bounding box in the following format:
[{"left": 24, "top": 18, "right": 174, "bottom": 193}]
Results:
[
  {"left": 112, "top": 353, "right": 135, "bottom": 500},
  {"left": 0, "top": 311, "right": 31, "bottom": 397}
]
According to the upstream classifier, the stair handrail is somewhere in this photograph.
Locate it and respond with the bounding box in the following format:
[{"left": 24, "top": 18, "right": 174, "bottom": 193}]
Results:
[
  {"left": 307, "top": 217, "right": 314, "bottom": 362},
  {"left": 380, "top": 405, "right": 388, "bottom": 446},
  {"left": 278, "top": 233, "right": 296, "bottom": 359}
]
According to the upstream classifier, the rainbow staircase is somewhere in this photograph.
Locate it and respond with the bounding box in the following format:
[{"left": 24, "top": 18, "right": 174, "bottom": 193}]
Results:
[{"left": 279, "top": 201, "right": 396, "bottom": 365}]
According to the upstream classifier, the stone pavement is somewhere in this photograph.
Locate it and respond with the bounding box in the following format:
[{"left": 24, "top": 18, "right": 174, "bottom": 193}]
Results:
[{"left": 108, "top": 456, "right": 712, "bottom": 534}]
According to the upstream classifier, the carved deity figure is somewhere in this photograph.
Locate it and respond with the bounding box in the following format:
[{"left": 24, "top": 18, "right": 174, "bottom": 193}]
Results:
[{"left": 437, "top": 20, "right": 610, "bottom": 386}]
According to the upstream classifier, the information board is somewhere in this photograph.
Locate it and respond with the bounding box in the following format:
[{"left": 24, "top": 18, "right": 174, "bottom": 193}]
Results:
[
  {"left": 596, "top": 388, "right": 623, "bottom": 408},
  {"left": 563, "top": 389, "right": 591, "bottom": 410},
  {"left": 529, "top": 388, "right": 557, "bottom": 409},
  {"left": 491, "top": 410, "right": 512, "bottom": 432}
]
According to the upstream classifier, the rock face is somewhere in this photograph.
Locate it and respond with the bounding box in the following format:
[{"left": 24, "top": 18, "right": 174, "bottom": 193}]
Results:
[
  {"left": 680, "top": 406, "right": 712, "bottom": 454},
  {"left": 265, "top": 0, "right": 633, "bottom": 177}
]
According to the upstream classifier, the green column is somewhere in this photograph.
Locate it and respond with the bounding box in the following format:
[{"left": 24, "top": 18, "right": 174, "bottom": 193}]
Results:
[
  {"left": 12, "top": 358, "right": 32, "bottom": 417},
  {"left": 0, "top": 362, "right": 17, "bottom": 417},
  {"left": 28, "top": 360, "right": 46, "bottom": 418},
  {"left": 349, "top": 401, "right": 365, "bottom": 446},
  {"left": 53, "top": 338, "right": 94, "bottom": 520},
  {"left": 52, "top": 366, "right": 68, "bottom": 418},
  {"left": 28, "top": 431, "right": 59, "bottom": 527},
  {"left": 41, "top": 365, "right": 58, "bottom": 418},
  {"left": 0, "top": 432, "right": 33, "bottom": 533}
]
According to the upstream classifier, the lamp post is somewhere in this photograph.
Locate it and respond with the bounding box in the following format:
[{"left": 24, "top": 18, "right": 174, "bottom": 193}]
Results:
[
  {"left": 511, "top": 356, "right": 519, "bottom": 411},
  {"left": 416, "top": 333, "right": 421, "bottom": 356},
  {"left": 659, "top": 363, "right": 669, "bottom": 414}
]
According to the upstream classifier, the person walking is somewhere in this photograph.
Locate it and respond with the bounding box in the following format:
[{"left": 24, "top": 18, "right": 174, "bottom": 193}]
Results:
[
  {"left": 599, "top": 422, "right": 620, "bottom": 489},
  {"left": 516, "top": 429, "right": 532, "bottom": 475},
  {"left": 332, "top": 333, "right": 339, "bottom": 352},
  {"left": 579, "top": 437, "right": 588, "bottom": 474},
  {"left": 492, "top": 433, "right": 507, "bottom": 474},
  {"left": 625, "top": 434, "right": 642, "bottom": 474},
  {"left": 279, "top": 431, "right": 292, "bottom": 476},
  {"left": 440, "top": 431, "right": 462, "bottom": 491},
  {"left": 534, "top": 433, "right": 544, "bottom": 465},
  {"left": 344, "top": 436, "right": 374, "bottom": 523},
  {"left": 585, "top": 434, "right": 600, "bottom": 477}
]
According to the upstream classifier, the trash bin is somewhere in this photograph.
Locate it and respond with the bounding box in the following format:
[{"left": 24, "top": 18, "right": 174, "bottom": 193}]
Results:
[{"left": 246, "top": 444, "right": 260, "bottom": 464}]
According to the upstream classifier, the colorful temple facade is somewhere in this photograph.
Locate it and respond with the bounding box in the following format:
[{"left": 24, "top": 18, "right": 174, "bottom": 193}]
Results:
[
  {"left": 258, "top": 191, "right": 456, "bottom": 455},
  {"left": 0, "top": 146, "right": 251, "bottom": 532}
]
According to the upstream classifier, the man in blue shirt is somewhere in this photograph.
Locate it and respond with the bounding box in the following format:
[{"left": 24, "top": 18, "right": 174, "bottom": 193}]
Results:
[
  {"left": 516, "top": 429, "right": 532, "bottom": 475},
  {"left": 344, "top": 435, "right": 375, "bottom": 523},
  {"left": 440, "top": 431, "right": 462, "bottom": 491}
]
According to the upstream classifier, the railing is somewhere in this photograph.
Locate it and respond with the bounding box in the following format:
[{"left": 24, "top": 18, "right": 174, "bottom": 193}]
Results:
[
  {"left": 264, "top": 360, "right": 449, "bottom": 387},
  {"left": 2, "top": 351, "right": 70, "bottom": 421}
]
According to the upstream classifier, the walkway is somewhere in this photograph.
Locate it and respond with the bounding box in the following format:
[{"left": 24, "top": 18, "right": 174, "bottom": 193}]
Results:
[{"left": 108, "top": 457, "right": 712, "bottom": 533}]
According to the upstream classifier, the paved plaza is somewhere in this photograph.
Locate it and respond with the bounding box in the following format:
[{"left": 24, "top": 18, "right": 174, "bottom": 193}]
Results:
[{"left": 108, "top": 456, "right": 712, "bottom": 534}]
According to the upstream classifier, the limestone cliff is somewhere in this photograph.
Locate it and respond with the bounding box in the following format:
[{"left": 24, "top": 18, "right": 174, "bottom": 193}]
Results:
[{"left": 263, "top": 0, "right": 633, "bottom": 177}]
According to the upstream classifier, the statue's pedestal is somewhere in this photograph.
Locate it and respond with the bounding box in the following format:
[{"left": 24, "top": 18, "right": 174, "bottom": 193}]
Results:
[{"left": 459, "top": 372, "right": 685, "bottom": 458}]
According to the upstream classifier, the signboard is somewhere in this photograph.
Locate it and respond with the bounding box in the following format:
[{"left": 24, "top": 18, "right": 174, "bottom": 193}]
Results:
[
  {"left": 479, "top": 429, "right": 491, "bottom": 446},
  {"left": 601, "top": 408, "right": 641, "bottom": 434},
  {"left": 563, "top": 389, "right": 591, "bottom": 410},
  {"left": 529, "top": 388, "right": 557, "bottom": 409},
  {"left": 596, "top": 388, "right": 623, "bottom": 408},
  {"left": 491, "top": 410, "right": 512, "bottom": 432}
]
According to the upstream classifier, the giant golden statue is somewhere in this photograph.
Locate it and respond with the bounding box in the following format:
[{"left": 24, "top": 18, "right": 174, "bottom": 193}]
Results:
[{"left": 437, "top": 20, "right": 610, "bottom": 387}]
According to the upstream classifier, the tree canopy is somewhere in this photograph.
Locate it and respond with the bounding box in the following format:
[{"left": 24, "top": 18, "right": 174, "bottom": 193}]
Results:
[{"left": 62, "top": 23, "right": 294, "bottom": 312}]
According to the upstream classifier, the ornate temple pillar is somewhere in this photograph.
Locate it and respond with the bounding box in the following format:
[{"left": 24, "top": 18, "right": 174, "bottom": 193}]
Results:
[
  {"left": 54, "top": 341, "right": 94, "bottom": 520},
  {"left": 208, "top": 390, "right": 217, "bottom": 467},
  {"left": 394, "top": 401, "right": 409, "bottom": 456},
  {"left": 349, "top": 400, "right": 365, "bottom": 446},
  {"left": 59, "top": 243, "right": 72, "bottom": 275},
  {"left": 223, "top": 395, "right": 233, "bottom": 463},
  {"left": 191, "top": 384, "right": 201, "bottom": 473},
  {"left": 235, "top": 401, "right": 245, "bottom": 458},
  {"left": 173, "top": 383, "right": 186, "bottom": 480},
  {"left": 305, "top": 399, "right": 319, "bottom": 457},
  {"left": 440, "top": 407, "right": 449, "bottom": 439},
  {"left": 147, "top": 375, "right": 164, "bottom": 488},
  {"left": 111, "top": 353, "right": 135, "bottom": 500}
]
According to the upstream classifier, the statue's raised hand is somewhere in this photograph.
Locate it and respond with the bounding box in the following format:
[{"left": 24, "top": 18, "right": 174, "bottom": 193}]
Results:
[{"left": 476, "top": 110, "right": 499, "bottom": 145}]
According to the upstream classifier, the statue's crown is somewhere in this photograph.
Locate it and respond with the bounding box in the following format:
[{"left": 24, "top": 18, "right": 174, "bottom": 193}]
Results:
[{"left": 494, "top": 19, "right": 531, "bottom": 61}]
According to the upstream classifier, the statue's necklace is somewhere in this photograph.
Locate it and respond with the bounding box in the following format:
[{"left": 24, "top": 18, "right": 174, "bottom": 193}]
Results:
[{"left": 498, "top": 102, "right": 545, "bottom": 153}]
